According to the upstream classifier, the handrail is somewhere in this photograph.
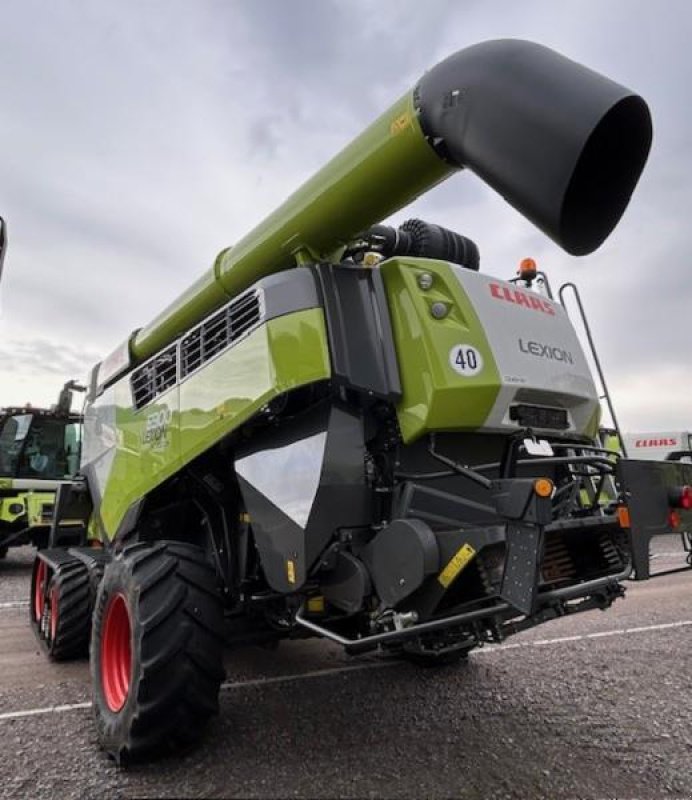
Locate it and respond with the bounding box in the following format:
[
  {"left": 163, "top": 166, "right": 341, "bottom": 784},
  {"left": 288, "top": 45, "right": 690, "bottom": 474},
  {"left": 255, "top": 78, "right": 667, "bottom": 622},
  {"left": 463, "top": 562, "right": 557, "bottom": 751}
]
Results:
[{"left": 558, "top": 282, "right": 628, "bottom": 457}]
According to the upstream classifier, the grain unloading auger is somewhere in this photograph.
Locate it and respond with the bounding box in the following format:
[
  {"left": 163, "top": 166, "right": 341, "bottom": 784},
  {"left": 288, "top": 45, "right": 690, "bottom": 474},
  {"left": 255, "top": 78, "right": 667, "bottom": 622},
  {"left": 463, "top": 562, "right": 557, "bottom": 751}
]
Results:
[{"left": 27, "top": 39, "right": 688, "bottom": 763}]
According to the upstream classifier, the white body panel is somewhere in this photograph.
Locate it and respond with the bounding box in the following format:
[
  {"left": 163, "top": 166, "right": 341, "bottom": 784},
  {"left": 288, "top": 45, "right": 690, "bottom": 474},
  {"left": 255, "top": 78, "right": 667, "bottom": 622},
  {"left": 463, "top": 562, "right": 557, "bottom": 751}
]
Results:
[
  {"left": 622, "top": 431, "right": 692, "bottom": 462},
  {"left": 451, "top": 267, "right": 599, "bottom": 435}
]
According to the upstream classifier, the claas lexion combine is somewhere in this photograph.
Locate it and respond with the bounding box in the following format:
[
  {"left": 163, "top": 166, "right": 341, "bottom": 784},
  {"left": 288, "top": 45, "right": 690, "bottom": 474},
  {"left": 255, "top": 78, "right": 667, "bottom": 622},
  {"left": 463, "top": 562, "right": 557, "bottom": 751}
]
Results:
[{"left": 15, "top": 40, "right": 692, "bottom": 762}]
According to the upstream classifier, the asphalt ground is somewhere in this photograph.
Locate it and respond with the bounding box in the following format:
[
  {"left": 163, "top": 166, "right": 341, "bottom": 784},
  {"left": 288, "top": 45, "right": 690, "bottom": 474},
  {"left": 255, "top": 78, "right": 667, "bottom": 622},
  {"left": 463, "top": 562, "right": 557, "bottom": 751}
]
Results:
[{"left": 0, "top": 541, "right": 690, "bottom": 800}]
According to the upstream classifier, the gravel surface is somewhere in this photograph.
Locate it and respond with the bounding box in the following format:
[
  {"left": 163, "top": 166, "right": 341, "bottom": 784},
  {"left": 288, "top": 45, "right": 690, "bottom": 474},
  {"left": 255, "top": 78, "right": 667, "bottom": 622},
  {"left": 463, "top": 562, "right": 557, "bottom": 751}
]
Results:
[
  {"left": 0, "top": 545, "right": 34, "bottom": 604},
  {"left": 1, "top": 539, "right": 690, "bottom": 799}
]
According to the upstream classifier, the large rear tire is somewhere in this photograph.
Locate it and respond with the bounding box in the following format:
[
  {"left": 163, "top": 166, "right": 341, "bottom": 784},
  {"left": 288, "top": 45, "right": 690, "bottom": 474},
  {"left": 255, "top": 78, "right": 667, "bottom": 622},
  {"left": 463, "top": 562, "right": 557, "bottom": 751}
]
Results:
[{"left": 90, "top": 541, "right": 225, "bottom": 763}]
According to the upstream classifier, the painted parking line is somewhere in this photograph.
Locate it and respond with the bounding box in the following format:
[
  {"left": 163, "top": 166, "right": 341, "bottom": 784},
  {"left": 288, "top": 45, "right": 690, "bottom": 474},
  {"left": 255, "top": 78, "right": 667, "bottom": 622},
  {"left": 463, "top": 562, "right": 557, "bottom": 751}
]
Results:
[
  {"left": 474, "top": 619, "right": 692, "bottom": 654},
  {"left": 1, "top": 618, "right": 691, "bottom": 722},
  {"left": 0, "top": 601, "right": 29, "bottom": 610},
  {"left": 0, "top": 661, "right": 393, "bottom": 722},
  {"left": 0, "top": 702, "right": 92, "bottom": 721}
]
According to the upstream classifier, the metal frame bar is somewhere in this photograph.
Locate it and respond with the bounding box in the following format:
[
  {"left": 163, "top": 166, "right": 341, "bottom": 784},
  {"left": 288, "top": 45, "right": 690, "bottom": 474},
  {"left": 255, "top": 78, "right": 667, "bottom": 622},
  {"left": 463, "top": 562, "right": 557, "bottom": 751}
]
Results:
[{"left": 294, "top": 565, "right": 630, "bottom": 653}]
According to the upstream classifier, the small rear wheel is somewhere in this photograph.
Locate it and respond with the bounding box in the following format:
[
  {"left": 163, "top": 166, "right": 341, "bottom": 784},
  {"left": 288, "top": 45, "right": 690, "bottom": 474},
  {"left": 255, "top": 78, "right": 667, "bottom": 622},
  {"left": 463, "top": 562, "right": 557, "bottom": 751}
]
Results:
[
  {"left": 91, "top": 541, "right": 225, "bottom": 763},
  {"left": 46, "top": 561, "right": 92, "bottom": 660},
  {"left": 31, "top": 556, "right": 48, "bottom": 630},
  {"left": 0, "top": 546, "right": 8, "bottom": 560},
  {"left": 30, "top": 556, "right": 93, "bottom": 659}
]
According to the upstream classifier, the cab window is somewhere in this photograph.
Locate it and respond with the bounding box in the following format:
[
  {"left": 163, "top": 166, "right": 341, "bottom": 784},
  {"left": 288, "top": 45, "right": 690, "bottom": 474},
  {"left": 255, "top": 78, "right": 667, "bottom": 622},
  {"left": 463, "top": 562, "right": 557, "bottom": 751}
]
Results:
[
  {"left": 0, "top": 414, "right": 33, "bottom": 476},
  {"left": 15, "top": 417, "right": 81, "bottom": 479}
]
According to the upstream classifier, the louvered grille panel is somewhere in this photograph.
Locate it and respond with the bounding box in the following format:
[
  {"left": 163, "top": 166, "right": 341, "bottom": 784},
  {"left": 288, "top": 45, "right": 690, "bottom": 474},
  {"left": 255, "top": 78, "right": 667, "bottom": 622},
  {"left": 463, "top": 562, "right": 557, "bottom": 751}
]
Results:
[
  {"left": 130, "top": 290, "right": 262, "bottom": 410},
  {"left": 131, "top": 345, "right": 178, "bottom": 410},
  {"left": 180, "top": 290, "right": 261, "bottom": 379}
]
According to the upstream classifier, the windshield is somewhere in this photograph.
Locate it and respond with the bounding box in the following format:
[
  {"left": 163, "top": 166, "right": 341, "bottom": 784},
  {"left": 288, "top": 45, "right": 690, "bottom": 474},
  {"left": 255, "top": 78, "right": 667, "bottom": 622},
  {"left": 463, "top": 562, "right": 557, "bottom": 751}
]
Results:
[
  {"left": 0, "top": 414, "right": 33, "bottom": 476},
  {"left": 0, "top": 414, "right": 82, "bottom": 479}
]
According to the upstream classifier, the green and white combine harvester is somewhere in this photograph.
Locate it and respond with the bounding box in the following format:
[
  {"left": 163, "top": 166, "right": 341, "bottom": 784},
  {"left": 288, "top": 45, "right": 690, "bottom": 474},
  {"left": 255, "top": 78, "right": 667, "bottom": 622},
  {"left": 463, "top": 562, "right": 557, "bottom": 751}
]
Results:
[
  {"left": 8, "top": 40, "right": 691, "bottom": 762},
  {"left": 0, "top": 380, "right": 84, "bottom": 557}
]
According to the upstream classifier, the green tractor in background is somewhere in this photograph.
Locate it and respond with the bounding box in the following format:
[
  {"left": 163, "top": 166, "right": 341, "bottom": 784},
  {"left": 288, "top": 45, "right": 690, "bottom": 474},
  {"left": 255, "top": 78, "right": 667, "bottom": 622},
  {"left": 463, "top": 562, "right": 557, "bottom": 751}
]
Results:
[{"left": 0, "top": 380, "right": 85, "bottom": 557}]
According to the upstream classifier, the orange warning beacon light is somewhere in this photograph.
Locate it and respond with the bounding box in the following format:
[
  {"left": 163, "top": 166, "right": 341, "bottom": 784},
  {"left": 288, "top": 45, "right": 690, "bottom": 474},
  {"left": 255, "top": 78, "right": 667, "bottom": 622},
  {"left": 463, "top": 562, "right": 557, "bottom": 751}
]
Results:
[{"left": 518, "top": 257, "right": 538, "bottom": 283}]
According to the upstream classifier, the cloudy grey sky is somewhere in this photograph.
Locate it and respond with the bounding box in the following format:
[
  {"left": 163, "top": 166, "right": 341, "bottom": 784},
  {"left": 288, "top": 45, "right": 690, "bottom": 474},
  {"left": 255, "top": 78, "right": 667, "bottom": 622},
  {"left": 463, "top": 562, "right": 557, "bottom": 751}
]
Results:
[{"left": 0, "top": 0, "right": 690, "bottom": 432}]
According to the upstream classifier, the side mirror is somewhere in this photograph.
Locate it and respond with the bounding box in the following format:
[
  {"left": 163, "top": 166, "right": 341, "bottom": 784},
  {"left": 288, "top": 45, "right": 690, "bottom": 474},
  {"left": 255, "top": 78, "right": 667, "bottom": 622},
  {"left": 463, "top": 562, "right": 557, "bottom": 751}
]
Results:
[
  {"left": 0, "top": 216, "right": 6, "bottom": 285},
  {"left": 56, "top": 380, "right": 87, "bottom": 415}
]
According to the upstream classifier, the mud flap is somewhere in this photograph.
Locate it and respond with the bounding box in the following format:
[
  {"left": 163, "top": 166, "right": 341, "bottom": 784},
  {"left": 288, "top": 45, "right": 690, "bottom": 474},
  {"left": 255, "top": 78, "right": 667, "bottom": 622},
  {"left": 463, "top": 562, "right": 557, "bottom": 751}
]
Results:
[
  {"left": 491, "top": 479, "right": 552, "bottom": 615},
  {"left": 499, "top": 522, "right": 543, "bottom": 615}
]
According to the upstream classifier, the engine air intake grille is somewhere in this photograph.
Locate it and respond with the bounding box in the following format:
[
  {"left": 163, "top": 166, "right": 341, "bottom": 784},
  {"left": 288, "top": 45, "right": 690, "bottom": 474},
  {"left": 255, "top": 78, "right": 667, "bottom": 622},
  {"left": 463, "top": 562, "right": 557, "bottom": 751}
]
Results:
[
  {"left": 180, "top": 290, "right": 261, "bottom": 378},
  {"left": 131, "top": 345, "right": 178, "bottom": 410},
  {"left": 509, "top": 403, "right": 569, "bottom": 431}
]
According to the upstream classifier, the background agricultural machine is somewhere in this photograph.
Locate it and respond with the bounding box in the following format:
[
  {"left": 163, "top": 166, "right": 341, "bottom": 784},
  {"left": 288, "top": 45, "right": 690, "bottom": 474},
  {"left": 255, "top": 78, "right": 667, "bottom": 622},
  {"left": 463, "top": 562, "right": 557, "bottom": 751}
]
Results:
[
  {"left": 603, "top": 428, "right": 692, "bottom": 577},
  {"left": 0, "top": 380, "right": 85, "bottom": 557},
  {"left": 621, "top": 431, "right": 692, "bottom": 463},
  {"left": 10, "top": 40, "right": 692, "bottom": 763}
]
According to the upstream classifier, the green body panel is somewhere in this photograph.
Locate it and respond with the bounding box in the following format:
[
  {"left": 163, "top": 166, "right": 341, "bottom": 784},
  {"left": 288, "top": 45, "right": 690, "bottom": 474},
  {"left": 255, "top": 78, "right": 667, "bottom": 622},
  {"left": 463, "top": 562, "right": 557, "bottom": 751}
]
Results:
[
  {"left": 99, "top": 381, "right": 181, "bottom": 538},
  {"left": 178, "top": 307, "right": 331, "bottom": 466},
  {"left": 0, "top": 494, "right": 25, "bottom": 525},
  {"left": 584, "top": 405, "right": 602, "bottom": 441},
  {"left": 132, "top": 92, "right": 454, "bottom": 362},
  {"left": 382, "top": 258, "right": 502, "bottom": 443},
  {"left": 603, "top": 433, "right": 622, "bottom": 455},
  {"left": 0, "top": 490, "right": 54, "bottom": 527},
  {"left": 97, "top": 308, "right": 331, "bottom": 540}
]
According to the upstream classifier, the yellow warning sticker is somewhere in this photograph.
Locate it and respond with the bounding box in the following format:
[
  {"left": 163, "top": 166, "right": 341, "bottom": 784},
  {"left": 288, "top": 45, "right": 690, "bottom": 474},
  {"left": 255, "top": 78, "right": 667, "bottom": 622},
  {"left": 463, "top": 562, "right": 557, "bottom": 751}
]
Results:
[
  {"left": 437, "top": 543, "right": 477, "bottom": 589},
  {"left": 307, "top": 595, "right": 325, "bottom": 614},
  {"left": 390, "top": 112, "right": 412, "bottom": 136},
  {"left": 286, "top": 559, "right": 296, "bottom": 585}
]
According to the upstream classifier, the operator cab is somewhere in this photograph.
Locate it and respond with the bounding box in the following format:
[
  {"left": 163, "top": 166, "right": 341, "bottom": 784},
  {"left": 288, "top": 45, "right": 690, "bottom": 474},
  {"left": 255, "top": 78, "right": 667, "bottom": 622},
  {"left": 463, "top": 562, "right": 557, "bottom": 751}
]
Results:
[{"left": 0, "top": 408, "right": 82, "bottom": 480}]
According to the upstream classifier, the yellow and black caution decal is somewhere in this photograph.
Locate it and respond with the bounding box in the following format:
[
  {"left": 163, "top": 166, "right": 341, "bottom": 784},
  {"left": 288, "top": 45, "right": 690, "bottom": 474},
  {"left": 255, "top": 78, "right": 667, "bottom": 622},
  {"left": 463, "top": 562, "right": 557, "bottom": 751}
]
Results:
[{"left": 437, "top": 543, "right": 476, "bottom": 589}]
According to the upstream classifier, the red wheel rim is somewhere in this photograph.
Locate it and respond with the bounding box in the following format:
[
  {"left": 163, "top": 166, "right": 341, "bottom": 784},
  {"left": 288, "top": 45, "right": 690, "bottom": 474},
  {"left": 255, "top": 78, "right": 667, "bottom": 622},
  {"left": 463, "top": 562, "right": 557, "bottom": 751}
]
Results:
[
  {"left": 50, "top": 585, "right": 59, "bottom": 642},
  {"left": 101, "top": 594, "right": 132, "bottom": 712},
  {"left": 33, "top": 560, "right": 47, "bottom": 622}
]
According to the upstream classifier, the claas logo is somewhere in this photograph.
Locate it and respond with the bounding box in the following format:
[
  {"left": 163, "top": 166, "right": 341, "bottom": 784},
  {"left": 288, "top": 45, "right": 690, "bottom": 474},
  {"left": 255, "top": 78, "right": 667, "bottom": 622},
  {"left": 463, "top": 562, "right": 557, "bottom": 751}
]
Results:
[{"left": 489, "top": 283, "right": 555, "bottom": 315}]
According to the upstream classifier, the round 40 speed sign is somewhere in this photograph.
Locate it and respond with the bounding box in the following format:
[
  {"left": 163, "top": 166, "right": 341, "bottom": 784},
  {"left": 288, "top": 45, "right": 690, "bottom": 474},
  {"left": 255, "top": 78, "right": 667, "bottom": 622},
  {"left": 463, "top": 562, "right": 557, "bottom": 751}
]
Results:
[{"left": 448, "top": 344, "right": 483, "bottom": 377}]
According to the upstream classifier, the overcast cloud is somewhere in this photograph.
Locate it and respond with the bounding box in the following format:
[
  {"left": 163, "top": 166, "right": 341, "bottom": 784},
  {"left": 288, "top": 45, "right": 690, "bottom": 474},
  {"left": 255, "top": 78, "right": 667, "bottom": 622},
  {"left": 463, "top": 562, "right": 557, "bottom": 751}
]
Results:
[{"left": 0, "top": 0, "right": 690, "bottom": 433}]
